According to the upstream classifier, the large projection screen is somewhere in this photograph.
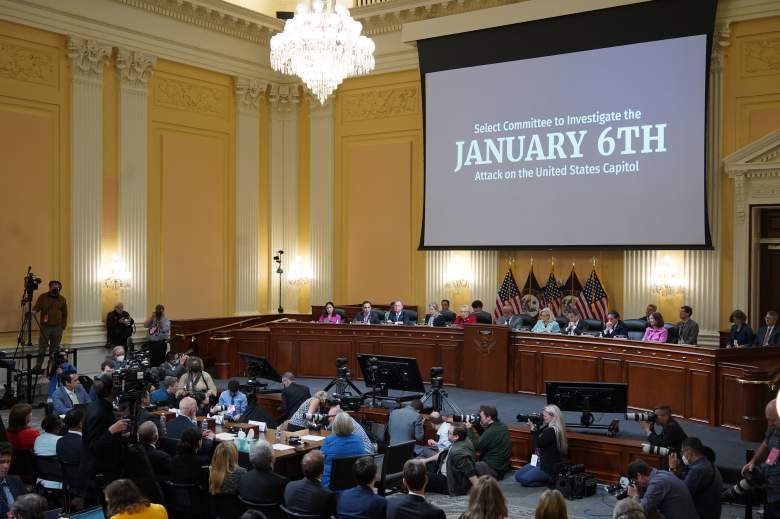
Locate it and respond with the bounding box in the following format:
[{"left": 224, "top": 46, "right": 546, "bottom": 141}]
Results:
[{"left": 418, "top": 1, "right": 716, "bottom": 250}]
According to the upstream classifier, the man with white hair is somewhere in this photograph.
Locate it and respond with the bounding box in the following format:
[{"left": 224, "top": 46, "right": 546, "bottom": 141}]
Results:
[
  {"left": 138, "top": 421, "right": 170, "bottom": 478},
  {"left": 238, "top": 439, "right": 289, "bottom": 505},
  {"left": 613, "top": 498, "right": 645, "bottom": 519},
  {"left": 326, "top": 404, "right": 376, "bottom": 454},
  {"left": 165, "top": 396, "right": 214, "bottom": 441},
  {"left": 110, "top": 345, "right": 127, "bottom": 370}
]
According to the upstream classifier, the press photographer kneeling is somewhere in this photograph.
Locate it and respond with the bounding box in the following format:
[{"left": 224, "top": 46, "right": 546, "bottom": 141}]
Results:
[
  {"left": 668, "top": 437, "right": 723, "bottom": 519},
  {"left": 633, "top": 404, "right": 687, "bottom": 455},
  {"left": 514, "top": 405, "right": 568, "bottom": 487}
]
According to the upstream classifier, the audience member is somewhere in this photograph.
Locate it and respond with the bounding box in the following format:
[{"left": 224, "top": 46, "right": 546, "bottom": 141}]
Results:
[
  {"left": 208, "top": 441, "right": 245, "bottom": 495},
  {"left": 728, "top": 309, "right": 753, "bottom": 347},
  {"left": 319, "top": 301, "right": 342, "bottom": 323},
  {"left": 47, "top": 351, "right": 76, "bottom": 398},
  {"left": 52, "top": 371, "right": 90, "bottom": 415},
  {"left": 562, "top": 309, "right": 587, "bottom": 335},
  {"left": 603, "top": 310, "right": 629, "bottom": 338},
  {"left": 469, "top": 405, "right": 511, "bottom": 479},
  {"left": 159, "top": 352, "right": 187, "bottom": 379},
  {"left": 6, "top": 403, "right": 39, "bottom": 450},
  {"left": 742, "top": 399, "right": 780, "bottom": 519},
  {"left": 387, "top": 300, "right": 413, "bottom": 325},
  {"left": 440, "top": 299, "right": 456, "bottom": 323},
  {"left": 32, "top": 279, "right": 67, "bottom": 371},
  {"left": 532, "top": 308, "right": 560, "bottom": 333},
  {"left": 218, "top": 380, "right": 247, "bottom": 421},
  {"left": 104, "top": 478, "right": 167, "bottom": 519},
  {"left": 638, "top": 304, "right": 657, "bottom": 322},
  {"left": 169, "top": 428, "right": 208, "bottom": 485},
  {"left": 533, "top": 489, "right": 567, "bottom": 519},
  {"left": 668, "top": 437, "right": 722, "bottom": 519},
  {"left": 388, "top": 399, "right": 424, "bottom": 455},
  {"left": 240, "top": 512, "right": 266, "bottom": 519},
  {"left": 755, "top": 310, "right": 780, "bottom": 346},
  {"left": 137, "top": 421, "right": 170, "bottom": 480},
  {"left": 284, "top": 450, "right": 336, "bottom": 519},
  {"left": 424, "top": 303, "right": 447, "bottom": 327},
  {"left": 278, "top": 372, "right": 311, "bottom": 423},
  {"left": 428, "top": 422, "right": 477, "bottom": 496},
  {"left": 641, "top": 312, "right": 667, "bottom": 343},
  {"left": 321, "top": 412, "right": 371, "bottom": 487},
  {"left": 422, "top": 411, "right": 451, "bottom": 457},
  {"left": 88, "top": 361, "right": 114, "bottom": 400},
  {"left": 176, "top": 356, "right": 217, "bottom": 399},
  {"left": 287, "top": 390, "right": 329, "bottom": 431},
  {"left": 336, "top": 456, "right": 386, "bottom": 519},
  {"left": 111, "top": 345, "right": 127, "bottom": 370},
  {"left": 453, "top": 305, "right": 476, "bottom": 327},
  {"left": 0, "top": 442, "right": 27, "bottom": 515},
  {"left": 11, "top": 493, "right": 47, "bottom": 519},
  {"left": 143, "top": 304, "right": 170, "bottom": 367},
  {"left": 33, "top": 414, "right": 64, "bottom": 490},
  {"left": 106, "top": 301, "right": 134, "bottom": 348},
  {"left": 642, "top": 404, "right": 687, "bottom": 455},
  {"left": 166, "top": 396, "right": 215, "bottom": 442},
  {"left": 612, "top": 498, "right": 645, "bottom": 519},
  {"left": 458, "top": 475, "right": 508, "bottom": 519},
  {"left": 354, "top": 300, "right": 381, "bottom": 325},
  {"left": 238, "top": 440, "right": 288, "bottom": 505},
  {"left": 150, "top": 376, "right": 178, "bottom": 408},
  {"left": 495, "top": 305, "right": 522, "bottom": 329},
  {"left": 387, "top": 459, "right": 445, "bottom": 519},
  {"left": 56, "top": 408, "right": 84, "bottom": 466},
  {"left": 327, "top": 405, "right": 375, "bottom": 454},
  {"left": 626, "top": 459, "right": 698, "bottom": 519},
  {"left": 470, "top": 300, "right": 493, "bottom": 324},
  {"left": 515, "top": 405, "right": 568, "bottom": 487},
  {"left": 677, "top": 306, "right": 699, "bottom": 345}
]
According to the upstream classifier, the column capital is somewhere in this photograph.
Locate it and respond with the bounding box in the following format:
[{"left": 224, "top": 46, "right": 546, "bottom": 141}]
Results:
[
  {"left": 67, "top": 36, "right": 111, "bottom": 82},
  {"left": 711, "top": 21, "right": 732, "bottom": 72},
  {"left": 116, "top": 48, "right": 156, "bottom": 91},
  {"left": 235, "top": 77, "right": 268, "bottom": 114},
  {"left": 268, "top": 83, "right": 300, "bottom": 115}
]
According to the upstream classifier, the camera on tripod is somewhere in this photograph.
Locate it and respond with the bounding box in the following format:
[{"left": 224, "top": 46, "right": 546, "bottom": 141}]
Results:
[
  {"left": 327, "top": 394, "right": 363, "bottom": 412},
  {"left": 430, "top": 367, "right": 444, "bottom": 390},
  {"left": 336, "top": 357, "right": 351, "bottom": 379},
  {"left": 113, "top": 350, "right": 156, "bottom": 401},
  {"left": 452, "top": 414, "right": 478, "bottom": 423},
  {"left": 23, "top": 268, "right": 42, "bottom": 300},
  {"left": 626, "top": 411, "right": 656, "bottom": 423},
  {"left": 640, "top": 443, "right": 670, "bottom": 456},
  {"left": 517, "top": 412, "right": 544, "bottom": 428}
]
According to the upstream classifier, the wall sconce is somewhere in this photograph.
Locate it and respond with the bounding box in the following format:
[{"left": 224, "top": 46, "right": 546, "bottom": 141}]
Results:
[
  {"left": 287, "top": 257, "right": 312, "bottom": 286},
  {"left": 101, "top": 253, "right": 131, "bottom": 291},
  {"left": 445, "top": 256, "right": 471, "bottom": 294},
  {"left": 651, "top": 255, "right": 686, "bottom": 297}
]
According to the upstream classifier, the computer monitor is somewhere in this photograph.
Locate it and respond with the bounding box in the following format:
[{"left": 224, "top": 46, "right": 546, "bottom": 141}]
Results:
[
  {"left": 545, "top": 381, "right": 628, "bottom": 414},
  {"left": 356, "top": 353, "right": 426, "bottom": 394},
  {"left": 69, "top": 506, "right": 106, "bottom": 519},
  {"left": 237, "top": 352, "right": 282, "bottom": 383}
]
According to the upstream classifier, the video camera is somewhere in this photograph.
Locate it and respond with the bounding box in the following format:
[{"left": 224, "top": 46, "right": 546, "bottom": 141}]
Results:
[
  {"left": 327, "top": 394, "right": 363, "bottom": 412},
  {"left": 517, "top": 412, "right": 545, "bottom": 428},
  {"left": 626, "top": 411, "right": 656, "bottom": 423},
  {"left": 606, "top": 476, "right": 633, "bottom": 500},
  {"left": 430, "top": 367, "right": 444, "bottom": 390},
  {"left": 452, "top": 414, "right": 478, "bottom": 423},
  {"left": 641, "top": 443, "right": 670, "bottom": 456},
  {"left": 112, "top": 350, "right": 156, "bottom": 402}
]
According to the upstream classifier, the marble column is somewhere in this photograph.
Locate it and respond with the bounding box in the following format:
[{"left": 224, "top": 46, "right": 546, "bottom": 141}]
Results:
[
  {"left": 67, "top": 36, "right": 111, "bottom": 345},
  {"left": 234, "top": 77, "right": 266, "bottom": 315},
  {"left": 268, "top": 84, "right": 300, "bottom": 313},
  {"left": 116, "top": 48, "right": 155, "bottom": 324},
  {"left": 309, "top": 94, "right": 335, "bottom": 303}
]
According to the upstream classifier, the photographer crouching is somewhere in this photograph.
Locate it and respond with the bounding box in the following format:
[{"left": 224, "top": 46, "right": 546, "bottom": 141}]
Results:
[
  {"left": 668, "top": 437, "right": 723, "bottom": 519},
  {"left": 635, "top": 404, "right": 687, "bottom": 455},
  {"left": 626, "top": 458, "right": 698, "bottom": 519},
  {"left": 514, "top": 405, "right": 568, "bottom": 487},
  {"left": 740, "top": 399, "right": 780, "bottom": 518}
]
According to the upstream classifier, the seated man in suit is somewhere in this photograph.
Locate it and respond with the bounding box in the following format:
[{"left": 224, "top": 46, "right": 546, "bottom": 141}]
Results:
[
  {"left": 150, "top": 376, "right": 178, "bottom": 408},
  {"left": 166, "top": 396, "right": 215, "bottom": 443},
  {"left": 387, "top": 300, "right": 413, "bottom": 325},
  {"left": 239, "top": 439, "right": 289, "bottom": 505},
  {"left": 0, "top": 441, "right": 29, "bottom": 513},
  {"left": 52, "top": 371, "right": 91, "bottom": 415},
  {"left": 495, "top": 305, "right": 522, "bottom": 329},
  {"left": 638, "top": 304, "right": 657, "bottom": 322},
  {"left": 283, "top": 450, "right": 335, "bottom": 519},
  {"left": 439, "top": 299, "right": 456, "bottom": 324},
  {"left": 278, "top": 372, "right": 311, "bottom": 422},
  {"left": 754, "top": 310, "right": 780, "bottom": 346},
  {"left": 676, "top": 305, "right": 699, "bottom": 345},
  {"left": 56, "top": 408, "right": 84, "bottom": 466},
  {"left": 603, "top": 310, "right": 629, "bottom": 338},
  {"left": 137, "top": 420, "right": 170, "bottom": 479},
  {"left": 354, "top": 301, "right": 381, "bottom": 325},
  {"left": 470, "top": 300, "right": 493, "bottom": 324},
  {"left": 387, "top": 459, "right": 445, "bottom": 519},
  {"left": 88, "top": 361, "right": 114, "bottom": 401},
  {"left": 562, "top": 309, "right": 588, "bottom": 336},
  {"left": 388, "top": 399, "right": 424, "bottom": 455},
  {"left": 336, "top": 456, "right": 387, "bottom": 519},
  {"left": 110, "top": 345, "right": 127, "bottom": 370},
  {"left": 423, "top": 303, "right": 447, "bottom": 327}
]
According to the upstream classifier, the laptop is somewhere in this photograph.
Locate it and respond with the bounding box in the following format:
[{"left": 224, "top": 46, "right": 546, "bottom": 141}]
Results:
[
  {"left": 44, "top": 509, "right": 61, "bottom": 519},
  {"left": 68, "top": 507, "right": 106, "bottom": 519}
]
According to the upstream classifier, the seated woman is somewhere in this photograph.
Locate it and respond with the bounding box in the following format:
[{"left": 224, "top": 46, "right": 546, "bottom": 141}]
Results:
[
  {"left": 515, "top": 405, "right": 567, "bottom": 487},
  {"left": 169, "top": 428, "right": 209, "bottom": 485},
  {"left": 642, "top": 312, "right": 668, "bottom": 343},
  {"left": 6, "top": 403, "right": 40, "bottom": 451},
  {"left": 209, "top": 441, "right": 246, "bottom": 496},
  {"left": 531, "top": 308, "right": 561, "bottom": 334},
  {"left": 287, "top": 390, "right": 329, "bottom": 432},
  {"left": 318, "top": 302, "right": 342, "bottom": 324},
  {"left": 104, "top": 478, "right": 168, "bottom": 519},
  {"left": 424, "top": 303, "right": 446, "bottom": 327},
  {"left": 453, "top": 305, "right": 477, "bottom": 327},
  {"left": 176, "top": 356, "right": 217, "bottom": 400},
  {"left": 34, "top": 414, "right": 64, "bottom": 490},
  {"left": 729, "top": 309, "right": 753, "bottom": 347},
  {"left": 320, "top": 412, "right": 371, "bottom": 487},
  {"left": 533, "top": 489, "right": 569, "bottom": 519},
  {"left": 459, "top": 475, "right": 509, "bottom": 519}
]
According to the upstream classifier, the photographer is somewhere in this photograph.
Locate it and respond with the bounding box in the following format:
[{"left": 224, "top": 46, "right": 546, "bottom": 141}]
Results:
[
  {"left": 466, "top": 404, "right": 511, "bottom": 479},
  {"left": 626, "top": 459, "right": 698, "bottom": 519},
  {"left": 143, "top": 304, "right": 170, "bottom": 367},
  {"left": 32, "top": 280, "right": 67, "bottom": 371},
  {"left": 287, "top": 390, "right": 330, "bottom": 431},
  {"left": 742, "top": 399, "right": 780, "bottom": 519},
  {"left": 175, "top": 356, "right": 216, "bottom": 400},
  {"left": 160, "top": 351, "right": 188, "bottom": 379},
  {"left": 106, "top": 302, "right": 134, "bottom": 348},
  {"left": 514, "top": 405, "right": 568, "bottom": 487},
  {"left": 668, "top": 437, "right": 722, "bottom": 519},
  {"left": 425, "top": 423, "right": 478, "bottom": 496},
  {"left": 641, "top": 404, "right": 687, "bottom": 455}
]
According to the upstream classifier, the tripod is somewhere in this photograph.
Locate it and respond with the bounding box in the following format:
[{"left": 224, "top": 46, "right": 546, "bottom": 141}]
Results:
[
  {"left": 421, "top": 382, "right": 463, "bottom": 415},
  {"left": 324, "top": 364, "right": 363, "bottom": 400}
]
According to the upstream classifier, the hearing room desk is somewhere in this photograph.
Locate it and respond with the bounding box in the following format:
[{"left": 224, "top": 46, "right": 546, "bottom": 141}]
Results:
[{"left": 197, "top": 322, "right": 779, "bottom": 440}]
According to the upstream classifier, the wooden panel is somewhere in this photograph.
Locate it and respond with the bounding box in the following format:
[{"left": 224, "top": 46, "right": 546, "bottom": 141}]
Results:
[
  {"left": 602, "top": 359, "right": 624, "bottom": 383},
  {"left": 515, "top": 350, "right": 537, "bottom": 394},
  {"left": 274, "top": 339, "right": 295, "bottom": 374},
  {"left": 381, "top": 342, "right": 437, "bottom": 380},
  {"left": 461, "top": 326, "right": 509, "bottom": 392},
  {"left": 719, "top": 374, "right": 743, "bottom": 428},
  {"left": 440, "top": 344, "right": 461, "bottom": 386},
  {"left": 541, "top": 354, "right": 599, "bottom": 384},
  {"left": 688, "top": 370, "right": 712, "bottom": 422},
  {"left": 627, "top": 363, "right": 686, "bottom": 412},
  {"left": 298, "top": 339, "right": 352, "bottom": 378}
]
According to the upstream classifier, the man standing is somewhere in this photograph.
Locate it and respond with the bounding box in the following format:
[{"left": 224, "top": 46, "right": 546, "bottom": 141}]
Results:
[
  {"left": 495, "top": 305, "right": 522, "bottom": 329},
  {"left": 755, "top": 311, "right": 780, "bottom": 346},
  {"left": 626, "top": 459, "right": 699, "bottom": 519},
  {"left": 468, "top": 405, "right": 511, "bottom": 479},
  {"left": 387, "top": 460, "right": 445, "bottom": 519},
  {"left": 278, "top": 372, "right": 311, "bottom": 422},
  {"left": 743, "top": 399, "right": 780, "bottom": 518},
  {"left": 677, "top": 306, "right": 699, "bottom": 345},
  {"left": 388, "top": 399, "right": 424, "bottom": 455},
  {"left": 33, "top": 280, "right": 67, "bottom": 371},
  {"left": 106, "top": 302, "right": 133, "bottom": 348},
  {"left": 52, "top": 372, "right": 90, "bottom": 415},
  {"left": 144, "top": 304, "right": 170, "bottom": 367},
  {"left": 387, "top": 301, "right": 413, "bottom": 325}
]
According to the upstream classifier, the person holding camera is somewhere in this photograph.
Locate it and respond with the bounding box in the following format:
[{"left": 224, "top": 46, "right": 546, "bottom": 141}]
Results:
[
  {"left": 106, "top": 302, "right": 134, "bottom": 348},
  {"left": 287, "top": 390, "right": 330, "bottom": 431},
  {"left": 32, "top": 280, "right": 67, "bottom": 371},
  {"left": 218, "top": 380, "right": 248, "bottom": 421},
  {"left": 175, "top": 356, "right": 217, "bottom": 400},
  {"left": 466, "top": 405, "right": 512, "bottom": 479},
  {"left": 626, "top": 458, "right": 698, "bottom": 519},
  {"left": 668, "top": 437, "right": 722, "bottom": 519},
  {"left": 160, "top": 351, "right": 188, "bottom": 378},
  {"left": 144, "top": 304, "right": 170, "bottom": 367},
  {"left": 514, "top": 405, "right": 568, "bottom": 487},
  {"left": 641, "top": 404, "right": 687, "bottom": 455},
  {"left": 742, "top": 399, "right": 780, "bottom": 518}
]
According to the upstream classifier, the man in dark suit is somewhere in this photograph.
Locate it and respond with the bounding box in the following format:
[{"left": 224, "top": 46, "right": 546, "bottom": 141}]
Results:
[
  {"left": 353, "top": 301, "right": 381, "bottom": 325},
  {"left": 56, "top": 408, "right": 84, "bottom": 465},
  {"left": 439, "top": 300, "right": 456, "bottom": 324},
  {"left": 495, "top": 305, "right": 522, "bottom": 329},
  {"left": 638, "top": 304, "right": 657, "bottom": 322},
  {"left": 387, "top": 459, "right": 445, "bottom": 519},
  {"left": 387, "top": 301, "right": 414, "bottom": 325},
  {"left": 165, "top": 396, "right": 214, "bottom": 458},
  {"left": 239, "top": 439, "right": 289, "bottom": 508},
  {"left": 278, "top": 372, "right": 311, "bottom": 422},
  {"left": 0, "top": 441, "right": 27, "bottom": 516},
  {"left": 603, "top": 310, "right": 629, "bottom": 338},
  {"left": 283, "top": 450, "right": 335, "bottom": 519},
  {"left": 138, "top": 420, "right": 170, "bottom": 479},
  {"left": 642, "top": 404, "right": 688, "bottom": 455},
  {"left": 387, "top": 399, "right": 424, "bottom": 455},
  {"left": 562, "top": 309, "right": 589, "bottom": 335},
  {"left": 336, "top": 456, "right": 386, "bottom": 519},
  {"left": 470, "top": 300, "right": 493, "bottom": 324},
  {"left": 754, "top": 310, "right": 780, "bottom": 346}
]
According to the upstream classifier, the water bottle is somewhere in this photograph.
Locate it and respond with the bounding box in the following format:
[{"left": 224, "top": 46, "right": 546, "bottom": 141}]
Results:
[
  {"left": 159, "top": 416, "right": 167, "bottom": 437},
  {"left": 275, "top": 429, "right": 282, "bottom": 444},
  {"left": 201, "top": 417, "right": 208, "bottom": 433}
]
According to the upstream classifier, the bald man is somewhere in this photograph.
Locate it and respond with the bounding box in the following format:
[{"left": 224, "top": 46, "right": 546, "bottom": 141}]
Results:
[
  {"left": 166, "top": 396, "right": 214, "bottom": 441},
  {"left": 138, "top": 421, "right": 171, "bottom": 478},
  {"left": 744, "top": 399, "right": 780, "bottom": 519}
]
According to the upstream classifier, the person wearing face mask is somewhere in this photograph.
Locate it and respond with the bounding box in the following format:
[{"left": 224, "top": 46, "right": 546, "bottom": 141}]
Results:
[
  {"left": 32, "top": 280, "right": 68, "bottom": 371},
  {"left": 111, "top": 345, "right": 127, "bottom": 370},
  {"left": 176, "top": 356, "right": 217, "bottom": 400},
  {"left": 668, "top": 437, "right": 722, "bottom": 519},
  {"left": 144, "top": 304, "right": 170, "bottom": 367}
]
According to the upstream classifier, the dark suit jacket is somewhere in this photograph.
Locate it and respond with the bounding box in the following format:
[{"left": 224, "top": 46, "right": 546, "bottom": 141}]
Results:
[
  {"left": 647, "top": 418, "right": 688, "bottom": 454},
  {"left": 472, "top": 311, "right": 493, "bottom": 324},
  {"left": 283, "top": 477, "right": 336, "bottom": 519},
  {"left": 142, "top": 443, "right": 171, "bottom": 479},
  {"left": 562, "top": 320, "right": 589, "bottom": 335},
  {"left": 165, "top": 415, "right": 198, "bottom": 440},
  {"left": 239, "top": 468, "right": 289, "bottom": 504},
  {"left": 387, "top": 310, "right": 413, "bottom": 325},
  {"left": 1, "top": 475, "right": 25, "bottom": 500},
  {"left": 439, "top": 310, "right": 456, "bottom": 324},
  {"left": 603, "top": 320, "right": 629, "bottom": 338},
  {"left": 754, "top": 325, "right": 780, "bottom": 346},
  {"left": 387, "top": 493, "right": 445, "bottom": 519},
  {"left": 336, "top": 484, "right": 387, "bottom": 519},
  {"left": 79, "top": 398, "right": 124, "bottom": 486},
  {"left": 56, "top": 432, "right": 82, "bottom": 465},
  {"left": 353, "top": 311, "right": 381, "bottom": 325},
  {"left": 279, "top": 383, "right": 311, "bottom": 422},
  {"left": 423, "top": 314, "right": 447, "bottom": 327},
  {"left": 169, "top": 452, "right": 209, "bottom": 484}
]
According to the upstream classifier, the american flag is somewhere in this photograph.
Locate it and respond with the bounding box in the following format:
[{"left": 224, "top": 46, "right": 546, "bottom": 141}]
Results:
[
  {"left": 494, "top": 269, "right": 523, "bottom": 319},
  {"left": 541, "top": 271, "right": 562, "bottom": 317},
  {"left": 575, "top": 268, "right": 609, "bottom": 322}
]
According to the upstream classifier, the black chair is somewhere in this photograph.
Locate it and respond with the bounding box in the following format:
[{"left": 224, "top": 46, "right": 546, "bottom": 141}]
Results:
[
  {"left": 376, "top": 440, "right": 415, "bottom": 496},
  {"left": 329, "top": 455, "right": 362, "bottom": 491},
  {"left": 664, "top": 323, "right": 679, "bottom": 344},
  {"left": 279, "top": 504, "right": 320, "bottom": 519},
  {"left": 583, "top": 319, "right": 604, "bottom": 334},
  {"left": 43, "top": 402, "right": 54, "bottom": 417},
  {"left": 35, "top": 455, "right": 64, "bottom": 487},
  {"left": 238, "top": 497, "right": 282, "bottom": 519},
  {"left": 159, "top": 437, "right": 179, "bottom": 457},
  {"left": 59, "top": 461, "right": 81, "bottom": 512},
  {"left": 623, "top": 319, "right": 647, "bottom": 340},
  {"left": 406, "top": 310, "right": 418, "bottom": 323},
  {"left": 162, "top": 480, "right": 209, "bottom": 519},
  {"left": 0, "top": 415, "right": 7, "bottom": 442},
  {"left": 211, "top": 493, "right": 246, "bottom": 519},
  {"left": 334, "top": 309, "right": 347, "bottom": 320},
  {"left": 555, "top": 316, "right": 569, "bottom": 331},
  {"left": 10, "top": 448, "right": 35, "bottom": 484}
]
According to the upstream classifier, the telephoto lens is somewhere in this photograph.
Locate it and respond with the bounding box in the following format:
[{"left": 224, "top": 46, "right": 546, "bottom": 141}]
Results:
[
  {"left": 452, "top": 414, "right": 478, "bottom": 423},
  {"left": 626, "top": 412, "right": 657, "bottom": 422},
  {"left": 303, "top": 412, "right": 326, "bottom": 422},
  {"left": 641, "top": 443, "right": 670, "bottom": 456}
]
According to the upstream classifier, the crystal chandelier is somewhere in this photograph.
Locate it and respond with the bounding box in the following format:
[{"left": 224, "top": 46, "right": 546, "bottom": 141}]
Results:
[{"left": 270, "top": 0, "right": 375, "bottom": 104}]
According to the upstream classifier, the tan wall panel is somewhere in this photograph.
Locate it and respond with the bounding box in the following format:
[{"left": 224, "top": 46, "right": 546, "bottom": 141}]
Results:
[
  {"left": 344, "top": 139, "right": 412, "bottom": 304},
  {"left": 160, "top": 130, "right": 227, "bottom": 318}
]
